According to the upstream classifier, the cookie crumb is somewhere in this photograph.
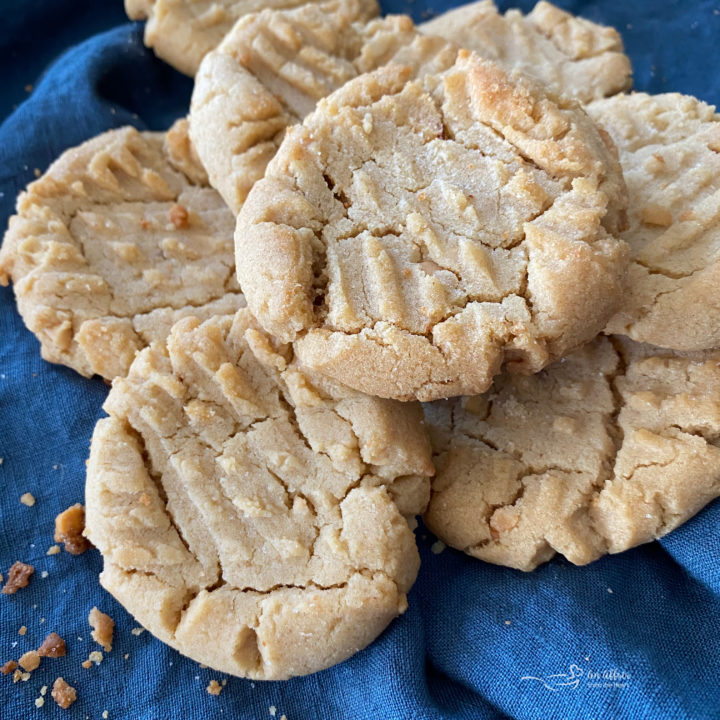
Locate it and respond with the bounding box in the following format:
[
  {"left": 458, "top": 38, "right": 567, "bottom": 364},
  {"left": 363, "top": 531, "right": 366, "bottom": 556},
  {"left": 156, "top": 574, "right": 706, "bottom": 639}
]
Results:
[
  {"left": 19, "top": 650, "right": 40, "bottom": 672},
  {"left": 206, "top": 680, "right": 222, "bottom": 696},
  {"left": 34, "top": 697, "right": 45, "bottom": 708},
  {"left": 89, "top": 607, "right": 114, "bottom": 651},
  {"left": 88, "top": 651, "right": 103, "bottom": 665},
  {"left": 169, "top": 204, "right": 189, "bottom": 229},
  {"left": 102, "top": 711, "right": 109, "bottom": 719},
  {"left": 41, "top": 685, "right": 47, "bottom": 695},
  {"left": 24, "top": 84, "right": 33, "bottom": 93},
  {"left": 130, "top": 627, "right": 145, "bottom": 636},
  {"left": 607, "top": 587, "right": 613, "bottom": 594},
  {"left": 123, "top": 653, "right": 129, "bottom": 660},
  {"left": 38, "top": 632, "right": 67, "bottom": 658},
  {"left": 2, "top": 561, "right": 34, "bottom": 594},
  {"left": 81, "top": 660, "right": 92, "bottom": 669},
  {"left": 54, "top": 504, "right": 91, "bottom": 555},
  {"left": 19, "top": 626, "right": 27, "bottom": 635},
  {"left": 51, "top": 677, "right": 77, "bottom": 709},
  {"left": 505, "top": 620, "right": 511, "bottom": 626},
  {"left": 20, "top": 493, "right": 35, "bottom": 507},
  {"left": 270, "top": 706, "right": 277, "bottom": 716},
  {"left": 33, "top": 169, "right": 41, "bottom": 179},
  {"left": 14, "top": 670, "right": 31, "bottom": 682},
  {"left": 430, "top": 541, "right": 446, "bottom": 555},
  {"left": 41, "top": 571, "right": 48, "bottom": 579},
  {"left": 46, "top": 545, "right": 61, "bottom": 556},
  {"left": 1, "top": 660, "right": 17, "bottom": 675}
]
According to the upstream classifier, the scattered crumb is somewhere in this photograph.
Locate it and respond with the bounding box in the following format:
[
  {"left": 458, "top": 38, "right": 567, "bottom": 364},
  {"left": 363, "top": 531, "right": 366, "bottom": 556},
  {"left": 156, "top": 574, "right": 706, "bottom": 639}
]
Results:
[
  {"left": 89, "top": 607, "right": 114, "bottom": 651},
  {"left": 38, "top": 632, "right": 67, "bottom": 658},
  {"left": 35, "top": 697, "right": 45, "bottom": 708},
  {"left": 19, "top": 626, "right": 27, "bottom": 635},
  {"left": 14, "top": 670, "right": 31, "bottom": 682},
  {"left": 169, "top": 203, "right": 189, "bottom": 229},
  {"left": 1, "top": 660, "right": 17, "bottom": 675},
  {"left": 33, "top": 169, "right": 41, "bottom": 179},
  {"left": 2, "top": 561, "right": 34, "bottom": 594},
  {"left": 51, "top": 677, "right": 77, "bottom": 709},
  {"left": 81, "top": 660, "right": 92, "bottom": 670},
  {"left": 206, "top": 680, "right": 222, "bottom": 696},
  {"left": 40, "top": 617, "right": 45, "bottom": 624},
  {"left": 25, "top": 84, "right": 33, "bottom": 93},
  {"left": 102, "top": 711, "right": 109, "bottom": 719},
  {"left": 131, "top": 627, "right": 145, "bottom": 636},
  {"left": 41, "top": 571, "right": 49, "bottom": 579},
  {"left": 54, "top": 504, "right": 91, "bottom": 555},
  {"left": 20, "top": 493, "right": 35, "bottom": 507},
  {"left": 88, "top": 651, "right": 103, "bottom": 665},
  {"left": 41, "top": 685, "right": 47, "bottom": 695},
  {"left": 430, "top": 541, "right": 446, "bottom": 555},
  {"left": 123, "top": 654, "right": 129, "bottom": 660},
  {"left": 505, "top": 620, "right": 511, "bottom": 626},
  {"left": 46, "top": 545, "right": 61, "bottom": 556},
  {"left": 607, "top": 588, "right": 613, "bottom": 594},
  {"left": 19, "top": 650, "right": 40, "bottom": 672},
  {"left": 270, "top": 706, "right": 277, "bottom": 717}
]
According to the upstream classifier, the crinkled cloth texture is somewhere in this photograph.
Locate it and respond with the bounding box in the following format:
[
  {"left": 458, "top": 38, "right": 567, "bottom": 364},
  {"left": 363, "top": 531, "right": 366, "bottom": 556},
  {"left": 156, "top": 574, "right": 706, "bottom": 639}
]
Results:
[{"left": 1, "top": 1, "right": 719, "bottom": 718}]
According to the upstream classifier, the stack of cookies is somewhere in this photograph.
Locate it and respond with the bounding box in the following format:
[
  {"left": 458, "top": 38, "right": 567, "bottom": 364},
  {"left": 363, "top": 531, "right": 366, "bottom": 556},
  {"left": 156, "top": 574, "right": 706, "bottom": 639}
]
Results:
[{"left": 2, "top": 0, "right": 719, "bottom": 681}]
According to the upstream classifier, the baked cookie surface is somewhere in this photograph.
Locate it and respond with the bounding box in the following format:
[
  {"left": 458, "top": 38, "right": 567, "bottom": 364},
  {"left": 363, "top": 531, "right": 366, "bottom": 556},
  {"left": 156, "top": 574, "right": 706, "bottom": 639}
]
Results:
[
  {"left": 589, "top": 92, "right": 720, "bottom": 351},
  {"left": 420, "top": 0, "right": 632, "bottom": 104},
  {"left": 424, "top": 336, "right": 720, "bottom": 571},
  {"left": 236, "top": 53, "right": 629, "bottom": 401},
  {"left": 189, "top": 1, "right": 447, "bottom": 214},
  {"left": 85, "top": 310, "right": 433, "bottom": 679},
  {"left": 0, "top": 120, "right": 244, "bottom": 380},
  {"left": 125, "top": 0, "right": 378, "bottom": 77}
]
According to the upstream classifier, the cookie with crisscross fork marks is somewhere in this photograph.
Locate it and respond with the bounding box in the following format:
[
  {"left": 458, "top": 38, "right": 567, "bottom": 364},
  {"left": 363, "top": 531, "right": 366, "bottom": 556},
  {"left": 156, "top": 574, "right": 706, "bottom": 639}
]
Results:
[
  {"left": 420, "top": 1, "right": 632, "bottom": 104},
  {"left": 236, "top": 53, "right": 629, "bottom": 401},
  {"left": 589, "top": 92, "right": 720, "bottom": 351},
  {"left": 85, "top": 310, "right": 433, "bottom": 679},
  {"left": 189, "top": 0, "right": 458, "bottom": 214},
  {"left": 0, "top": 120, "right": 244, "bottom": 380},
  {"left": 423, "top": 336, "right": 720, "bottom": 571},
  {"left": 125, "top": 0, "right": 378, "bottom": 76}
]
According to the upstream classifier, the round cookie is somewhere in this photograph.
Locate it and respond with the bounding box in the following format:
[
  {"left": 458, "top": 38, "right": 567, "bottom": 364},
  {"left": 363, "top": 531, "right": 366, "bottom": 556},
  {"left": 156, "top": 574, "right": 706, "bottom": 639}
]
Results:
[
  {"left": 589, "top": 92, "right": 720, "bottom": 351},
  {"left": 125, "top": 0, "right": 378, "bottom": 77},
  {"left": 190, "top": 1, "right": 455, "bottom": 213},
  {"left": 0, "top": 120, "right": 244, "bottom": 380},
  {"left": 424, "top": 336, "right": 720, "bottom": 571},
  {"left": 85, "top": 310, "right": 433, "bottom": 680},
  {"left": 236, "top": 52, "right": 629, "bottom": 402},
  {"left": 420, "top": 1, "right": 632, "bottom": 105}
]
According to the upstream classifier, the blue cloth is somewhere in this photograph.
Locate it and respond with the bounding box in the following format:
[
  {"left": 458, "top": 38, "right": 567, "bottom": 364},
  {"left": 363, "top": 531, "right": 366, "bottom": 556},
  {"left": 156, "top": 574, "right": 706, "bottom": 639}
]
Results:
[{"left": 1, "top": 1, "right": 719, "bottom": 718}]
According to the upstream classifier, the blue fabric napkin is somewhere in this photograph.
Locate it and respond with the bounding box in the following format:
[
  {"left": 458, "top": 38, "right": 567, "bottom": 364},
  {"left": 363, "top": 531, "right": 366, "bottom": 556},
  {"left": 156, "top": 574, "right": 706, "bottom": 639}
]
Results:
[{"left": 1, "top": 1, "right": 719, "bottom": 718}]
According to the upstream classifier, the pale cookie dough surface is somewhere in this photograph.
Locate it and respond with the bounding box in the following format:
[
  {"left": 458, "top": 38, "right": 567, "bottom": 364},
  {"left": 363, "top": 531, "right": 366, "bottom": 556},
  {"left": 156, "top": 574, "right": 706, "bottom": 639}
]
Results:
[
  {"left": 0, "top": 120, "right": 244, "bottom": 380},
  {"left": 190, "top": 1, "right": 453, "bottom": 213},
  {"left": 237, "top": 53, "right": 629, "bottom": 401},
  {"left": 85, "top": 310, "right": 433, "bottom": 680},
  {"left": 424, "top": 336, "right": 720, "bottom": 571},
  {"left": 420, "top": 1, "right": 632, "bottom": 105},
  {"left": 125, "top": 0, "right": 378, "bottom": 77},
  {"left": 589, "top": 93, "right": 720, "bottom": 351}
]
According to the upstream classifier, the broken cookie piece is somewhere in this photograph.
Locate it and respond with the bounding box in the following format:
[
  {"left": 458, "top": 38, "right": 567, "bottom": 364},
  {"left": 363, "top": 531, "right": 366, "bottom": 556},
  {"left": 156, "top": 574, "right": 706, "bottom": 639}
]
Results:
[
  {"left": 54, "top": 504, "right": 91, "bottom": 555},
  {"left": 89, "top": 608, "right": 114, "bottom": 652},
  {"left": 2, "top": 561, "right": 34, "bottom": 594},
  {"left": 51, "top": 677, "right": 77, "bottom": 709}
]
